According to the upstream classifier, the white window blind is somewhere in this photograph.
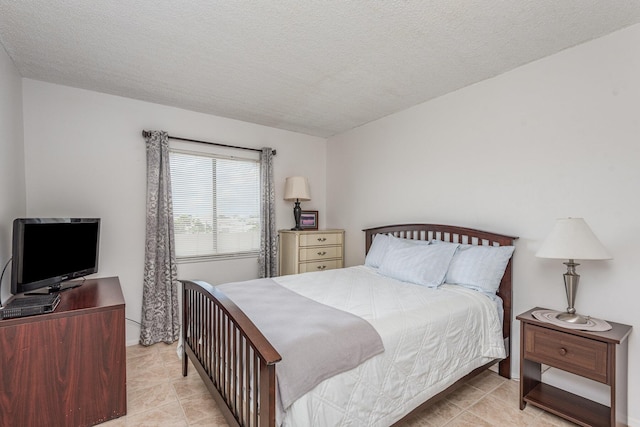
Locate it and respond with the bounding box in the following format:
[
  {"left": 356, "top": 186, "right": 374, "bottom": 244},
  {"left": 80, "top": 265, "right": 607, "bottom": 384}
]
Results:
[{"left": 169, "top": 149, "right": 260, "bottom": 259}]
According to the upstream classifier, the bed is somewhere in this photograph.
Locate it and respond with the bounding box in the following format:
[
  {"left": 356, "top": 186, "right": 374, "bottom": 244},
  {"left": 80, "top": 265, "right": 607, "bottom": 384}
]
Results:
[{"left": 181, "top": 223, "right": 517, "bottom": 427}]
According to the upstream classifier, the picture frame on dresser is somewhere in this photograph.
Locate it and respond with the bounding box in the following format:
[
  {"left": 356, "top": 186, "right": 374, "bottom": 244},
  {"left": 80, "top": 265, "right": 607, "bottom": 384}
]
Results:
[{"left": 300, "top": 210, "right": 318, "bottom": 230}]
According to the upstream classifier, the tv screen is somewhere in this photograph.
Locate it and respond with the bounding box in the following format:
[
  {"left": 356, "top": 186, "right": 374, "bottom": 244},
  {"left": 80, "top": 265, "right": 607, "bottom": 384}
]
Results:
[{"left": 11, "top": 218, "right": 100, "bottom": 294}]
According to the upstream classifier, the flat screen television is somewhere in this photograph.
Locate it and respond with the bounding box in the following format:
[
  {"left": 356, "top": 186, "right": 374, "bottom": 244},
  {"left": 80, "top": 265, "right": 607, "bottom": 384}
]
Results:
[{"left": 11, "top": 218, "right": 100, "bottom": 295}]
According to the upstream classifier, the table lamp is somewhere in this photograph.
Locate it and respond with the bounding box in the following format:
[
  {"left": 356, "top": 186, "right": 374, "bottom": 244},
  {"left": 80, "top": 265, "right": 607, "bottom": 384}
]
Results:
[
  {"left": 284, "top": 176, "right": 310, "bottom": 230},
  {"left": 536, "top": 218, "right": 612, "bottom": 324}
]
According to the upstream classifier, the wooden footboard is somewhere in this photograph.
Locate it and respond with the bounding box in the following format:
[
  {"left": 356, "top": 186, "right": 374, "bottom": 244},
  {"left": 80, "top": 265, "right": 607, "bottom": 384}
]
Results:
[{"left": 181, "top": 280, "right": 281, "bottom": 427}]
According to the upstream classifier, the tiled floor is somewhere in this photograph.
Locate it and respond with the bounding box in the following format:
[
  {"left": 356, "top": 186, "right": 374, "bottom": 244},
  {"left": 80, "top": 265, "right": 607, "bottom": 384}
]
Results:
[{"left": 102, "top": 342, "right": 577, "bottom": 427}]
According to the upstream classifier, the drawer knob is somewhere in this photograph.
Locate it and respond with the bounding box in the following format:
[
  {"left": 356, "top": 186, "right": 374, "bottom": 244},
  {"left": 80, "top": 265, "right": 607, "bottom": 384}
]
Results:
[
  {"left": 317, "top": 251, "right": 327, "bottom": 256},
  {"left": 317, "top": 265, "right": 327, "bottom": 270},
  {"left": 317, "top": 237, "right": 327, "bottom": 242},
  {"left": 559, "top": 348, "right": 567, "bottom": 356}
]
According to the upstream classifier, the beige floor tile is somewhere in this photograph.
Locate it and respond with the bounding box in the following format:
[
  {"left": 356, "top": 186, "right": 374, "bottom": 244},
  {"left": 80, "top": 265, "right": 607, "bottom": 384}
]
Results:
[
  {"left": 158, "top": 346, "right": 182, "bottom": 364},
  {"left": 128, "top": 381, "right": 178, "bottom": 416},
  {"left": 126, "top": 344, "right": 154, "bottom": 359},
  {"left": 127, "top": 362, "right": 172, "bottom": 391},
  {"left": 97, "top": 415, "right": 127, "bottom": 426},
  {"left": 411, "top": 399, "right": 464, "bottom": 427},
  {"left": 156, "top": 341, "right": 180, "bottom": 353},
  {"left": 127, "top": 350, "right": 164, "bottom": 371},
  {"left": 444, "top": 383, "right": 485, "bottom": 410},
  {"left": 123, "top": 401, "right": 188, "bottom": 427},
  {"left": 528, "top": 416, "right": 567, "bottom": 427},
  {"left": 171, "top": 372, "right": 210, "bottom": 400},
  {"left": 465, "top": 370, "right": 506, "bottom": 392},
  {"left": 179, "top": 393, "right": 227, "bottom": 425},
  {"left": 488, "top": 378, "right": 519, "bottom": 403},
  {"left": 164, "top": 357, "right": 189, "bottom": 379},
  {"left": 444, "top": 411, "right": 494, "bottom": 427},
  {"left": 490, "top": 381, "right": 543, "bottom": 417},
  {"left": 536, "top": 410, "right": 581, "bottom": 426},
  {"left": 468, "top": 394, "right": 535, "bottom": 427},
  {"left": 189, "top": 418, "right": 230, "bottom": 427},
  {"left": 397, "top": 412, "right": 432, "bottom": 427}
]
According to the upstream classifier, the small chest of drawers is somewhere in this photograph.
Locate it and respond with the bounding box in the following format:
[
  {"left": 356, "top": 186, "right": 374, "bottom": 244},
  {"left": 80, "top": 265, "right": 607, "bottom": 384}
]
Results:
[
  {"left": 279, "top": 229, "right": 344, "bottom": 275},
  {"left": 518, "top": 308, "right": 632, "bottom": 427}
]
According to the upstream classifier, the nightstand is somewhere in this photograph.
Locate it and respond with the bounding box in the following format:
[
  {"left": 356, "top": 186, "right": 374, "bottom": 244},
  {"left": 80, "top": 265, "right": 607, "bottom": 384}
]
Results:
[
  {"left": 518, "top": 308, "right": 632, "bottom": 427},
  {"left": 279, "top": 229, "right": 344, "bottom": 275}
]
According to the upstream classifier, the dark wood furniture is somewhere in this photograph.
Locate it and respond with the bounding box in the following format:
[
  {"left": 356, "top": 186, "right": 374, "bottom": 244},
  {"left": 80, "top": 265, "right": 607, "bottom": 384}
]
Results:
[
  {"left": 518, "top": 307, "right": 632, "bottom": 427},
  {"left": 0, "top": 277, "right": 126, "bottom": 427},
  {"left": 181, "top": 223, "right": 516, "bottom": 427}
]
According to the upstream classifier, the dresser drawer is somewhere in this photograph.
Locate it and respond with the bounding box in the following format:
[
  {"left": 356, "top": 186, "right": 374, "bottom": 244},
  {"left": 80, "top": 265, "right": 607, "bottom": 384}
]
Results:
[
  {"left": 523, "top": 324, "right": 608, "bottom": 383},
  {"left": 299, "top": 246, "right": 342, "bottom": 262},
  {"left": 279, "top": 229, "right": 344, "bottom": 275},
  {"left": 298, "top": 259, "right": 341, "bottom": 273},
  {"left": 299, "top": 232, "right": 342, "bottom": 247}
]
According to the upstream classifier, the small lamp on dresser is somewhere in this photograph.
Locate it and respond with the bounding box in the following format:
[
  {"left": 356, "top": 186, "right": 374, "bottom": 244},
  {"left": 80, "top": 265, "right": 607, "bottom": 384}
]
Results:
[
  {"left": 284, "top": 176, "right": 310, "bottom": 230},
  {"left": 536, "top": 217, "right": 612, "bottom": 324}
]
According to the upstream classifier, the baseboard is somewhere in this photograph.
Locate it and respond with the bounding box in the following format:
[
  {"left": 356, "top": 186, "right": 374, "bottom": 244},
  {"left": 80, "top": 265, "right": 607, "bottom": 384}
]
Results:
[{"left": 628, "top": 415, "right": 639, "bottom": 427}]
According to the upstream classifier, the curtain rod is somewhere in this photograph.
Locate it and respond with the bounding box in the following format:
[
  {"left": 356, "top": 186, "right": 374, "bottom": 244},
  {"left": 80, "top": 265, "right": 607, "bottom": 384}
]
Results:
[{"left": 141, "top": 130, "right": 276, "bottom": 156}]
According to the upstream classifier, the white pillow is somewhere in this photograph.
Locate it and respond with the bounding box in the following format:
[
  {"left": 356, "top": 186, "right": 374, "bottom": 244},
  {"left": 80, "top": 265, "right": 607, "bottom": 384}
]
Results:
[
  {"left": 445, "top": 244, "right": 515, "bottom": 293},
  {"left": 365, "top": 234, "right": 430, "bottom": 268},
  {"left": 365, "top": 233, "right": 391, "bottom": 268},
  {"left": 378, "top": 237, "right": 458, "bottom": 287}
]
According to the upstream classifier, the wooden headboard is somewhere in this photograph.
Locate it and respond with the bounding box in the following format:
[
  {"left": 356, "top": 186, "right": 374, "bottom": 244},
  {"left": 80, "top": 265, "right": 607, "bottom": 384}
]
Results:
[{"left": 363, "top": 223, "right": 518, "bottom": 378}]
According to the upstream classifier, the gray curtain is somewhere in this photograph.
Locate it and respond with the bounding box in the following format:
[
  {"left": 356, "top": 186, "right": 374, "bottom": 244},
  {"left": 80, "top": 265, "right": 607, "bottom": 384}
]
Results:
[
  {"left": 258, "top": 147, "right": 277, "bottom": 277},
  {"left": 140, "top": 130, "right": 180, "bottom": 345}
]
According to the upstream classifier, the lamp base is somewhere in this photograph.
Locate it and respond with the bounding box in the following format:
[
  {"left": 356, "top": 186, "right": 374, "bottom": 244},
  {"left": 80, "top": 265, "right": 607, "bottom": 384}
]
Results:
[
  {"left": 560, "top": 260, "right": 585, "bottom": 323},
  {"left": 291, "top": 199, "right": 302, "bottom": 230},
  {"left": 555, "top": 311, "right": 589, "bottom": 324}
]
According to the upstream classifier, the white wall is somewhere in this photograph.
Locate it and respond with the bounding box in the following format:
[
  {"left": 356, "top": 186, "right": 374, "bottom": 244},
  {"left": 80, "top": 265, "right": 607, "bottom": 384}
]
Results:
[
  {"left": 0, "top": 45, "right": 26, "bottom": 305},
  {"left": 327, "top": 24, "right": 640, "bottom": 425},
  {"left": 21, "top": 80, "right": 326, "bottom": 344}
]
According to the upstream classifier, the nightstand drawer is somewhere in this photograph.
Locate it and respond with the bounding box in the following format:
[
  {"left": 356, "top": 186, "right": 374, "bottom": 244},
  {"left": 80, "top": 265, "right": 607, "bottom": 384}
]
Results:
[
  {"left": 299, "top": 246, "right": 342, "bottom": 262},
  {"left": 298, "top": 259, "right": 341, "bottom": 273},
  {"left": 299, "top": 232, "right": 342, "bottom": 247},
  {"left": 523, "top": 324, "right": 608, "bottom": 383}
]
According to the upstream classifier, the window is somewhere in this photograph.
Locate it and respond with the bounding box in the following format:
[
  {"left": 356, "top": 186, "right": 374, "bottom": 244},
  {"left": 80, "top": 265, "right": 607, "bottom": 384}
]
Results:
[{"left": 169, "top": 149, "right": 260, "bottom": 260}]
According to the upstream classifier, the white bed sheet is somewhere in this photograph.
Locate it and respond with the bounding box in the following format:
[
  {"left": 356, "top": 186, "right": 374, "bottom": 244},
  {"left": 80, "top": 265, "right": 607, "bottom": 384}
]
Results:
[{"left": 273, "top": 265, "right": 506, "bottom": 427}]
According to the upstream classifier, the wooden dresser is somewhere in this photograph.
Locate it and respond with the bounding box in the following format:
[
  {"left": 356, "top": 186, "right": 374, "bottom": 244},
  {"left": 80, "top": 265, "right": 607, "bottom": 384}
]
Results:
[
  {"left": 279, "top": 229, "right": 344, "bottom": 275},
  {"left": 0, "top": 277, "right": 126, "bottom": 427},
  {"left": 518, "top": 307, "right": 632, "bottom": 427}
]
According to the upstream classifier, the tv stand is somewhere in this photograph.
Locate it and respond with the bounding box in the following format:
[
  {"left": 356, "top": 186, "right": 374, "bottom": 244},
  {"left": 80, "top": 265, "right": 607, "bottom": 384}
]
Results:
[
  {"left": 0, "top": 277, "right": 126, "bottom": 426},
  {"left": 25, "top": 280, "right": 83, "bottom": 295}
]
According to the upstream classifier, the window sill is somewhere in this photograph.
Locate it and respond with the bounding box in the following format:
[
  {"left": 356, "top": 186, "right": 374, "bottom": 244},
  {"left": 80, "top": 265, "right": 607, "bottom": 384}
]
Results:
[{"left": 176, "top": 251, "right": 259, "bottom": 264}]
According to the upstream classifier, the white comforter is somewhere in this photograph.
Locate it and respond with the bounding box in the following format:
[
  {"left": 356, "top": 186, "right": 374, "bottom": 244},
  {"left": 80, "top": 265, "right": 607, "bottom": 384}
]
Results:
[{"left": 273, "top": 265, "right": 506, "bottom": 427}]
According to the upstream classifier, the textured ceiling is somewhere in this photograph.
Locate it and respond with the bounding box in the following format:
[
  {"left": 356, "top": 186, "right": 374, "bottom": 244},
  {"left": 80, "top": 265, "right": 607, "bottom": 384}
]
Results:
[{"left": 1, "top": 1, "right": 639, "bottom": 137}]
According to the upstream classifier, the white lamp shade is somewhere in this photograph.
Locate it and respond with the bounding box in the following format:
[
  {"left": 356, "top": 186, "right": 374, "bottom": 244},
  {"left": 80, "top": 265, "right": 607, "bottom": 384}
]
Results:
[
  {"left": 536, "top": 218, "right": 612, "bottom": 260},
  {"left": 284, "top": 176, "right": 310, "bottom": 201}
]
